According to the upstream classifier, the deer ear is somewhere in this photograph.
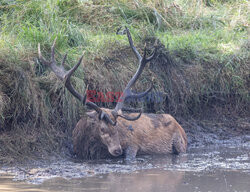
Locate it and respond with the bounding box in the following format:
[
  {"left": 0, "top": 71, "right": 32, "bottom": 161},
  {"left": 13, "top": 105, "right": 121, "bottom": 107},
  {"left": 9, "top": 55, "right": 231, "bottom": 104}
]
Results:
[{"left": 86, "top": 111, "right": 97, "bottom": 119}]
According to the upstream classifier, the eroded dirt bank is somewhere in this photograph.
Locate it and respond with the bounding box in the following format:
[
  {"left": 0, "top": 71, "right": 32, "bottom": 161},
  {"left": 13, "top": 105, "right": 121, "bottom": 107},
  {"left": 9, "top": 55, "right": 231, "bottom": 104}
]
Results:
[
  {"left": 0, "top": 37, "right": 249, "bottom": 164},
  {"left": 180, "top": 115, "right": 250, "bottom": 148}
]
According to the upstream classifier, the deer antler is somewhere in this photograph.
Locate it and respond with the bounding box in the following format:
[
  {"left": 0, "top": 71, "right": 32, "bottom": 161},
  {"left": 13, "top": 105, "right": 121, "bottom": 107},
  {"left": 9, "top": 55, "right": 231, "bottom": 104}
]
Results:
[
  {"left": 38, "top": 38, "right": 116, "bottom": 125},
  {"left": 112, "top": 27, "right": 158, "bottom": 121}
]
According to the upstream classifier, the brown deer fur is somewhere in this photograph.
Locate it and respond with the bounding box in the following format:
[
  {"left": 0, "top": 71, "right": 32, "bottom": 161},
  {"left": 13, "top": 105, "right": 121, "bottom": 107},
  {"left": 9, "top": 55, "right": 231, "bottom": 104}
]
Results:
[{"left": 73, "top": 109, "right": 187, "bottom": 160}]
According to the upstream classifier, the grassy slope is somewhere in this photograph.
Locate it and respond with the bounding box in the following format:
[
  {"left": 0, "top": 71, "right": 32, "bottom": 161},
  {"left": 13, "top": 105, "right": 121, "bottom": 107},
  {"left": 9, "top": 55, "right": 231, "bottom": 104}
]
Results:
[{"left": 0, "top": 0, "right": 249, "bottom": 163}]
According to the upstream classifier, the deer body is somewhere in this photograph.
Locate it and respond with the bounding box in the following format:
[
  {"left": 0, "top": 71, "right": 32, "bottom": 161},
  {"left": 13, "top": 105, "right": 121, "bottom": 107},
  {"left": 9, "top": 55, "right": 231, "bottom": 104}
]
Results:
[
  {"left": 118, "top": 113, "right": 187, "bottom": 159},
  {"left": 73, "top": 109, "right": 187, "bottom": 160}
]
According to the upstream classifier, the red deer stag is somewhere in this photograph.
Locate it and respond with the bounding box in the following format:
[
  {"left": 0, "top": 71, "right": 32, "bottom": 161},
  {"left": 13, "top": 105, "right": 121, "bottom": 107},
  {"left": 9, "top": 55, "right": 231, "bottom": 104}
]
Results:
[{"left": 38, "top": 27, "right": 187, "bottom": 160}]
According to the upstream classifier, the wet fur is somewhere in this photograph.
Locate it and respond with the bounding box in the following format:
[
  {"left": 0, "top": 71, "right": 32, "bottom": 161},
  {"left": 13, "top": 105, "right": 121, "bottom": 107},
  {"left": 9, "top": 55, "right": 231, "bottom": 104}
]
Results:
[
  {"left": 72, "top": 117, "right": 112, "bottom": 159},
  {"left": 73, "top": 109, "right": 187, "bottom": 159}
]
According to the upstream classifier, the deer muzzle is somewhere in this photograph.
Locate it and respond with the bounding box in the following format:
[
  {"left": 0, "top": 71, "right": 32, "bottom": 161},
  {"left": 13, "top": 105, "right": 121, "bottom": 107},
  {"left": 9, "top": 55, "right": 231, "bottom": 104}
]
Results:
[{"left": 109, "top": 145, "right": 123, "bottom": 157}]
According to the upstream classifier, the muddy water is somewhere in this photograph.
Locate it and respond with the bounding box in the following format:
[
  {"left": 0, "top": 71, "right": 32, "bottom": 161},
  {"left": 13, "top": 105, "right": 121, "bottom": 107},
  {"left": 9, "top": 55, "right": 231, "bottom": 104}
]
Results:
[{"left": 0, "top": 145, "right": 250, "bottom": 192}]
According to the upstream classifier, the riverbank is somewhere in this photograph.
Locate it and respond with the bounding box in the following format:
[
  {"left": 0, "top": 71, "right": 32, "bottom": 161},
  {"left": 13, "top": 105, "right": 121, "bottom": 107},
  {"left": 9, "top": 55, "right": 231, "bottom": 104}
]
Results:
[{"left": 0, "top": 0, "right": 249, "bottom": 164}]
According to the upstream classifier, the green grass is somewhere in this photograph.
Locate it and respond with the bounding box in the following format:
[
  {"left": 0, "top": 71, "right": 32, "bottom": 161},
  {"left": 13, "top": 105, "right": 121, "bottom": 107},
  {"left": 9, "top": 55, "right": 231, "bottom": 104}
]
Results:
[{"left": 0, "top": 0, "right": 249, "bottom": 163}]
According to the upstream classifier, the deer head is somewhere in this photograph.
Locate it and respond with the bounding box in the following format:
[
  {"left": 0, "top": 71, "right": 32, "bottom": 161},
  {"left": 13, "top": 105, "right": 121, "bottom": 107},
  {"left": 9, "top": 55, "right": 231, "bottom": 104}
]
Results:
[{"left": 38, "top": 27, "right": 157, "bottom": 157}]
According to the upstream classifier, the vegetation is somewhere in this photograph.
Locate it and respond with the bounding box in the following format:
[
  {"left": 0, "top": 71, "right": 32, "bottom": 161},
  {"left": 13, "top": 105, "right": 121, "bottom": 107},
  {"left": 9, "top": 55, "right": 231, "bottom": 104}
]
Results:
[{"left": 0, "top": 0, "right": 249, "bottom": 163}]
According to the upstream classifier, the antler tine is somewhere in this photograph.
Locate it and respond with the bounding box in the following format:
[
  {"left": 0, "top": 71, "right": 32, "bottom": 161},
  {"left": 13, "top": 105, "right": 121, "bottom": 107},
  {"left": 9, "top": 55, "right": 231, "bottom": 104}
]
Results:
[
  {"left": 125, "top": 26, "right": 142, "bottom": 62},
  {"left": 66, "top": 55, "right": 84, "bottom": 79},
  {"left": 111, "top": 109, "right": 142, "bottom": 122},
  {"left": 61, "top": 53, "right": 68, "bottom": 67},
  {"left": 121, "top": 80, "right": 153, "bottom": 115},
  {"left": 142, "top": 42, "right": 158, "bottom": 63},
  {"left": 145, "top": 45, "right": 157, "bottom": 62},
  {"left": 38, "top": 43, "right": 50, "bottom": 66},
  {"left": 117, "top": 112, "right": 142, "bottom": 121},
  {"left": 125, "top": 82, "right": 153, "bottom": 101},
  {"left": 124, "top": 27, "right": 158, "bottom": 63},
  {"left": 63, "top": 55, "right": 85, "bottom": 102}
]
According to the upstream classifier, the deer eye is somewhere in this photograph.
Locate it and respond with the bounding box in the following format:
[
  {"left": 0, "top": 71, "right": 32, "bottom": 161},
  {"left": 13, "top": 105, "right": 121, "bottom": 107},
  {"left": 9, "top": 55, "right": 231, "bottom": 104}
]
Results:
[{"left": 100, "top": 127, "right": 105, "bottom": 132}]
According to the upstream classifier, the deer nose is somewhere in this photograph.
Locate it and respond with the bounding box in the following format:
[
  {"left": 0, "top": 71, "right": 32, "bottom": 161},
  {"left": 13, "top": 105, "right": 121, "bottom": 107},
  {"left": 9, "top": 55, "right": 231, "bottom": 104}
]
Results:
[{"left": 113, "top": 148, "right": 122, "bottom": 156}]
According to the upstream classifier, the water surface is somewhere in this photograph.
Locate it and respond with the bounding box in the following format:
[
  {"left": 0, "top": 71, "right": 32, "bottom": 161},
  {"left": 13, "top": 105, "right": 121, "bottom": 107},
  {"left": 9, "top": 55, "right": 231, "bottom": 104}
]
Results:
[{"left": 0, "top": 145, "right": 249, "bottom": 192}]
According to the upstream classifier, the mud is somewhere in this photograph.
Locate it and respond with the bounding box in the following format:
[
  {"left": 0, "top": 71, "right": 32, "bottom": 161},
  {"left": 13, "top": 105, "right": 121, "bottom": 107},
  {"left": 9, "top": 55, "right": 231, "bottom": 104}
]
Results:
[{"left": 180, "top": 116, "right": 250, "bottom": 148}]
